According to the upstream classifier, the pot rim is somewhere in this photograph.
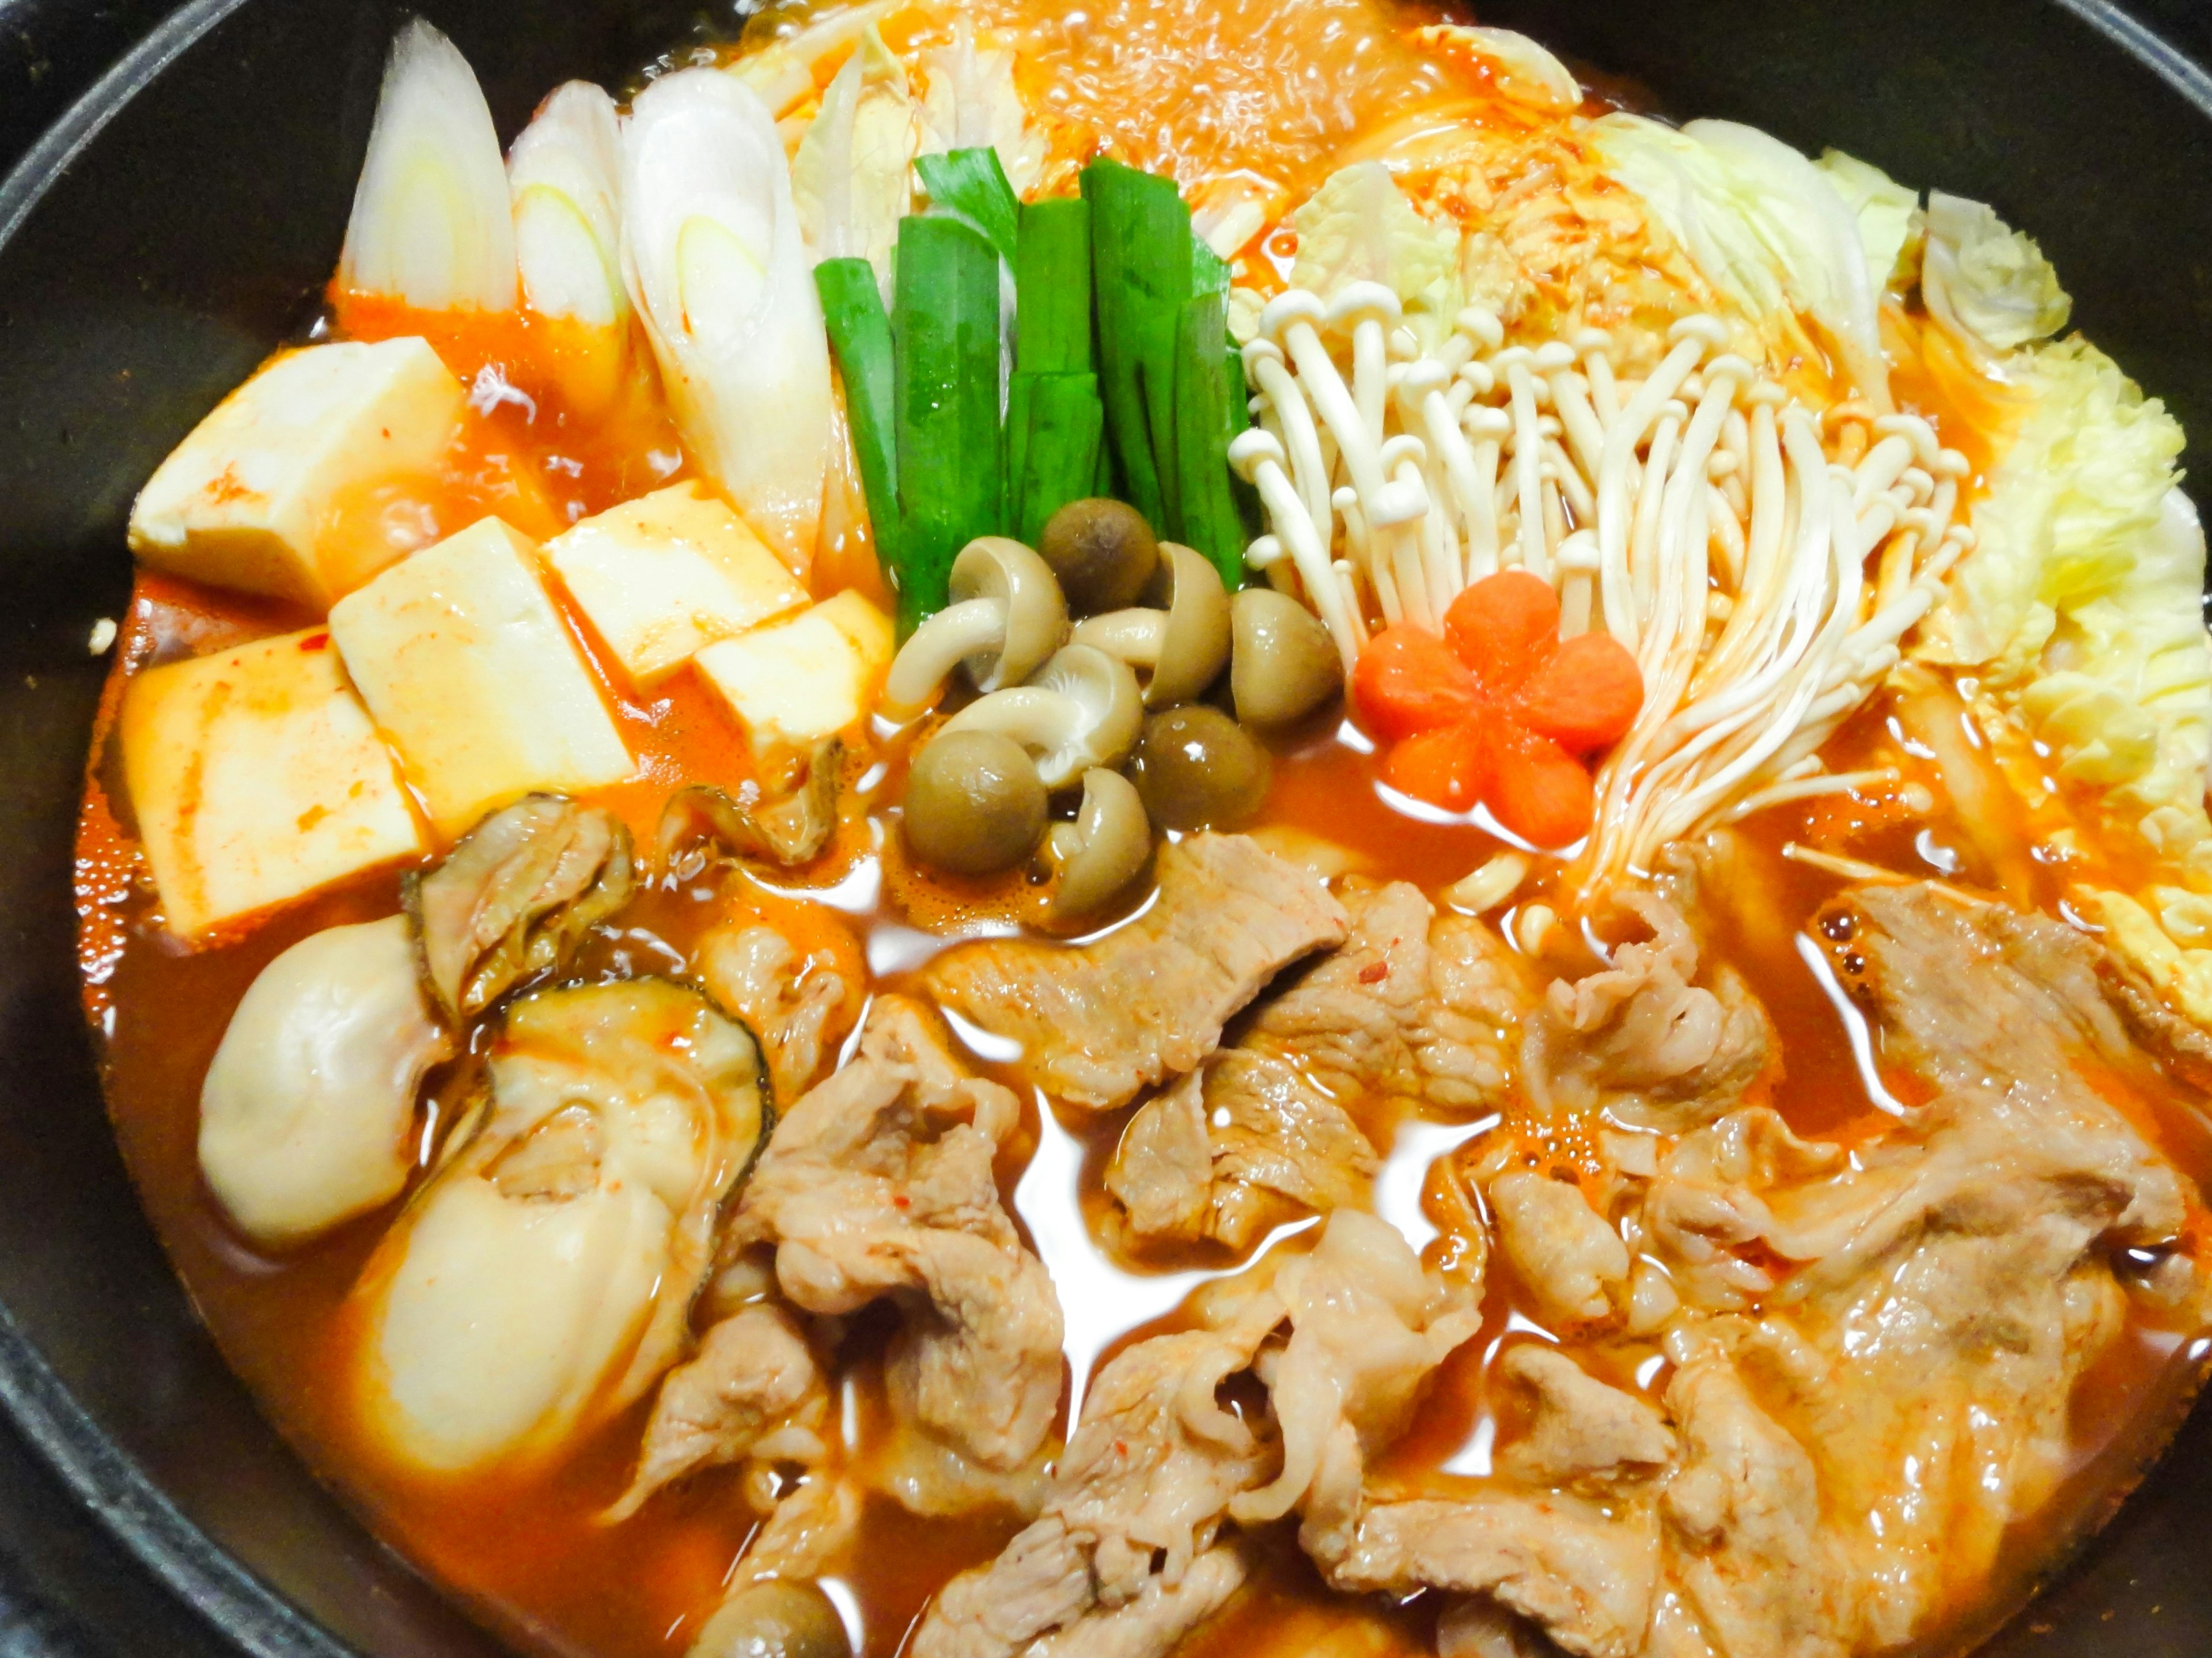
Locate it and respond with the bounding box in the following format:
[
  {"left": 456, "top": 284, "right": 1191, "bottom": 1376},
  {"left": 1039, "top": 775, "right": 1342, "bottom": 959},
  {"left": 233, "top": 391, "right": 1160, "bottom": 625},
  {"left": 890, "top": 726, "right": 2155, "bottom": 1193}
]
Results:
[{"left": 1, "top": 1, "right": 2209, "bottom": 1655}]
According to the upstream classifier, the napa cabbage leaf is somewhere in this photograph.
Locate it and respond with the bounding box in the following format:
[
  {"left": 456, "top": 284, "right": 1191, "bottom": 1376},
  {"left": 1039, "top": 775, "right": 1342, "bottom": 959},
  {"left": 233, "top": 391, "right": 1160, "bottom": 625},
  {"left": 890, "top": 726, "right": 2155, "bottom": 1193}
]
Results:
[
  {"left": 1921, "top": 191, "right": 2071, "bottom": 358},
  {"left": 1589, "top": 113, "right": 1889, "bottom": 404},
  {"left": 1287, "top": 162, "right": 1463, "bottom": 351},
  {"left": 790, "top": 25, "right": 919, "bottom": 287}
]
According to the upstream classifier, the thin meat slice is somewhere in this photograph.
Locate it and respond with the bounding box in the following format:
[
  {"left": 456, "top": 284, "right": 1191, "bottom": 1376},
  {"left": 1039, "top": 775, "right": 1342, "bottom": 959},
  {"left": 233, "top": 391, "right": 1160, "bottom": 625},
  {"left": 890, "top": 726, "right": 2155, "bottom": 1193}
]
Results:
[
  {"left": 730, "top": 997, "right": 1064, "bottom": 1475},
  {"left": 1487, "top": 1173, "right": 1630, "bottom": 1330},
  {"left": 910, "top": 1321, "right": 1279, "bottom": 1658},
  {"left": 607, "top": 1303, "right": 828, "bottom": 1520},
  {"left": 696, "top": 921, "right": 851, "bottom": 1101},
  {"left": 1522, "top": 891, "right": 1775, "bottom": 1132},
  {"left": 1328, "top": 1493, "right": 1661, "bottom": 1658},
  {"left": 1107, "top": 882, "right": 1531, "bottom": 1248},
  {"left": 915, "top": 1211, "right": 1476, "bottom": 1658},
  {"left": 1657, "top": 1329, "right": 1844, "bottom": 1658},
  {"left": 1495, "top": 1346, "right": 1673, "bottom": 1489},
  {"left": 926, "top": 834, "right": 1348, "bottom": 1110},
  {"left": 1230, "top": 1209, "right": 1482, "bottom": 1561}
]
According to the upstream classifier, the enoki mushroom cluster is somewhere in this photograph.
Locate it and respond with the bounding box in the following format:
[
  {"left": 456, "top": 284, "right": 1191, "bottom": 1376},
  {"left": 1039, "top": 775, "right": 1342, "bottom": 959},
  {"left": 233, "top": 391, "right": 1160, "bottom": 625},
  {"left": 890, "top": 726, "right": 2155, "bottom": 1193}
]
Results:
[{"left": 1232, "top": 281, "right": 1976, "bottom": 884}]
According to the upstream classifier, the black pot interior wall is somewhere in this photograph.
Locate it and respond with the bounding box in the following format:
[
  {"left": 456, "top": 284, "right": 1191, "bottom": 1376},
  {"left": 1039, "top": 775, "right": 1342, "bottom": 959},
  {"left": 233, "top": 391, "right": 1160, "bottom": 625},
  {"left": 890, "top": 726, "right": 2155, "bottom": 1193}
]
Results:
[{"left": 0, "top": 2, "right": 2209, "bottom": 1656}]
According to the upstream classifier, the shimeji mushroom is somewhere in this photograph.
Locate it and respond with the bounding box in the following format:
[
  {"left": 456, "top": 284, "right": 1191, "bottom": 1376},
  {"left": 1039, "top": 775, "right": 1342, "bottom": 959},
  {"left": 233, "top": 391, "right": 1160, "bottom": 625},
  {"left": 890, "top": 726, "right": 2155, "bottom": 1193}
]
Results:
[
  {"left": 942, "top": 643, "right": 1143, "bottom": 789},
  {"left": 881, "top": 537, "right": 1068, "bottom": 718},
  {"left": 1229, "top": 587, "right": 1342, "bottom": 727},
  {"left": 1039, "top": 499, "right": 1160, "bottom": 616},
  {"left": 1048, "top": 768, "right": 1152, "bottom": 917},
  {"left": 902, "top": 728, "right": 1050, "bottom": 875},
  {"left": 198, "top": 915, "right": 452, "bottom": 1246},
  {"left": 1070, "top": 542, "right": 1232, "bottom": 708}
]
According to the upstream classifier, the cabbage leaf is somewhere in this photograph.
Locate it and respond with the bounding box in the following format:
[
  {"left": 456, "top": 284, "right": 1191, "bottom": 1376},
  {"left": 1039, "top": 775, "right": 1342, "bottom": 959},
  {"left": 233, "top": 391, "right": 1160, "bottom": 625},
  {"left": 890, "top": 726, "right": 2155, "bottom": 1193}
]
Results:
[
  {"left": 1589, "top": 113, "right": 1889, "bottom": 404},
  {"left": 1925, "top": 335, "right": 2212, "bottom": 1008},
  {"left": 1288, "top": 162, "right": 1463, "bottom": 351},
  {"left": 916, "top": 22, "right": 1046, "bottom": 198},
  {"left": 1815, "top": 148, "right": 1920, "bottom": 297},
  {"left": 790, "top": 25, "right": 919, "bottom": 289},
  {"left": 1921, "top": 191, "right": 2071, "bottom": 358}
]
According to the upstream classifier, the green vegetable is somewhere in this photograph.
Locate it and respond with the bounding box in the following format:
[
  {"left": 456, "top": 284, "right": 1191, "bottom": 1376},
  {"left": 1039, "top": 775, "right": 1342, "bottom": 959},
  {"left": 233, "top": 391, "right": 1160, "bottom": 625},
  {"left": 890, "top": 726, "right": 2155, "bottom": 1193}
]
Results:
[
  {"left": 1169, "top": 288, "right": 1248, "bottom": 588},
  {"left": 1016, "top": 196, "right": 1093, "bottom": 374},
  {"left": 1009, "top": 371, "right": 1107, "bottom": 545},
  {"left": 1008, "top": 195, "right": 1105, "bottom": 543},
  {"left": 915, "top": 147, "right": 1021, "bottom": 265},
  {"left": 815, "top": 256, "right": 902, "bottom": 569},
  {"left": 891, "top": 215, "right": 1004, "bottom": 633},
  {"left": 1082, "top": 158, "right": 1192, "bottom": 528}
]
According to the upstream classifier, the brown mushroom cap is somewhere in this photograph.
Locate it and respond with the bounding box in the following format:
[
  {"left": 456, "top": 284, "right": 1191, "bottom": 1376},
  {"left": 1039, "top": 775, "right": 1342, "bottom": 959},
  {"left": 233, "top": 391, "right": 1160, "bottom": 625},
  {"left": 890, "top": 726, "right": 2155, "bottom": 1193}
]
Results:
[
  {"left": 1230, "top": 586, "right": 1344, "bottom": 727},
  {"left": 1049, "top": 768, "right": 1152, "bottom": 917},
  {"left": 902, "top": 729, "right": 1048, "bottom": 875},
  {"left": 1039, "top": 498, "right": 1159, "bottom": 614}
]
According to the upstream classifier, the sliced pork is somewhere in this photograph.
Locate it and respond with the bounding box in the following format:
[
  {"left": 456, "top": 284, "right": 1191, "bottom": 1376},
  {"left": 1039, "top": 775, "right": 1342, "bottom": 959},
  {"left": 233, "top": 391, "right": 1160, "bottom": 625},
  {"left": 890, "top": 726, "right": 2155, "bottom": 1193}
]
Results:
[
  {"left": 1521, "top": 891, "right": 1775, "bottom": 1132},
  {"left": 925, "top": 834, "right": 1348, "bottom": 1111},
  {"left": 914, "top": 1211, "right": 1477, "bottom": 1658},
  {"left": 1285, "top": 882, "right": 2204, "bottom": 1658},
  {"left": 608, "top": 1302, "right": 828, "bottom": 1521},
  {"left": 1107, "top": 882, "right": 1530, "bottom": 1248},
  {"left": 729, "top": 997, "right": 1065, "bottom": 1476}
]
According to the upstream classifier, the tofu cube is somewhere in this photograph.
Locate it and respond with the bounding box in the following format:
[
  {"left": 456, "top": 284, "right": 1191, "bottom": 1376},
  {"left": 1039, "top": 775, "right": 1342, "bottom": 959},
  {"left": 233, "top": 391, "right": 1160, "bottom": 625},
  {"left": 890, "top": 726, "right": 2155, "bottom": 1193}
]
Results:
[
  {"left": 329, "top": 517, "right": 634, "bottom": 836},
  {"left": 543, "top": 482, "right": 808, "bottom": 688},
  {"left": 120, "top": 628, "right": 425, "bottom": 939},
  {"left": 695, "top": 591, "right": 895, "bottom": 750},
  {"left": 128, "top": 338, "right": 466, "bottom": 610}
]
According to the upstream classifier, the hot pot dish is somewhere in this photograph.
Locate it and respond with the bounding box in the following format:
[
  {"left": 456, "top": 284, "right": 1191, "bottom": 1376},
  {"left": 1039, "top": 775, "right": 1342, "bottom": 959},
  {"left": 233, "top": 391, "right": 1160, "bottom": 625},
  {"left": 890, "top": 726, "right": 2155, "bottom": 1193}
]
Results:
[{"left": 73, "top": 2, "right": 2212, "bottom": 1656}]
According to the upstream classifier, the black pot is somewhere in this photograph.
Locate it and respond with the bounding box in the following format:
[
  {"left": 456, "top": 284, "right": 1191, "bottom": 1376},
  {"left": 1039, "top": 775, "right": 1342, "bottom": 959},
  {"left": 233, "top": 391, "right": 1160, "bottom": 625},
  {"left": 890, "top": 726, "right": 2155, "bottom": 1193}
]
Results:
[{"left": 2, "top": 2, "right": 2211, "bottom": 1654}]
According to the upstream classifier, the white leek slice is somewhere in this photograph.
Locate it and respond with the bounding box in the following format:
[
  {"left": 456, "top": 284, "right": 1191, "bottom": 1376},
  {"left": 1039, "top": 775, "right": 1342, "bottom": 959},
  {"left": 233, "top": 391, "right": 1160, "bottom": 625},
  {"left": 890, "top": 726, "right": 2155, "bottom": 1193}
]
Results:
[
  {"left": 338, "top": 19, "right": 516, "bottom": 312},
  {"left": 509, "top": 81, "right": 626, "bottom": 328},
  {"left": 623, "top": 69, "right": 834, "bottom": 571}
]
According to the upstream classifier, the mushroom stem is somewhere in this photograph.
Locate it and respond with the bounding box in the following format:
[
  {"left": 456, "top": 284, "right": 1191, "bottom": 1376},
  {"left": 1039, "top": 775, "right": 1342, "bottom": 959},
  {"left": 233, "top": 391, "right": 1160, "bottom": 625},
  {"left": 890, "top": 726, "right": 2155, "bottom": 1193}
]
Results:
[{"left": 881, "top": 597, "right": 1007, "bottom": 717}]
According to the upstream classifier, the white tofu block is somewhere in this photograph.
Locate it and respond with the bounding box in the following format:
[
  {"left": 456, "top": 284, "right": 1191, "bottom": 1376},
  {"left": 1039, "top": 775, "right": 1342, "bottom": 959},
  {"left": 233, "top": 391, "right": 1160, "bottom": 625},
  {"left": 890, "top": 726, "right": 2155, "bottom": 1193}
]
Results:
[
  {"left": 128, "top": 337, "right": 468, "bottom": 610},
  {"left": 329, "top": 517, "right": 635, "bottom": 836},
  {"left": 695, "top": 590, "right": 895, "bottom": 750},
  {"left": 543, "top": 482, "right": 808, "bottom": 688},
  {"left": 120, "top": 628, "right": 425, "bottom": 939}
]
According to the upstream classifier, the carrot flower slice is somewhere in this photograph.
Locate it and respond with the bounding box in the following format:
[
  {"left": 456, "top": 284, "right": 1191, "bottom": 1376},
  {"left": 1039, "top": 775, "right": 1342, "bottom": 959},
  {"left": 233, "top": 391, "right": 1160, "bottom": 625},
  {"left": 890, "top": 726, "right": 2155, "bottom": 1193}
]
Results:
[
  {"left": 1518, "top": 631, "right": 1643, "bottom": 754},
  {"left": 1479, "top": 720, "right": 1596, "bottom": 849},
  {"left": 1354, "top": 569, "right": 1644, "bottom": 849},
  {"left": 1352, "top": 625, "right": 1480, "bottom": 741},
  {"left": 1445, "top": 569, "right": 1558, "bottom": 696}
]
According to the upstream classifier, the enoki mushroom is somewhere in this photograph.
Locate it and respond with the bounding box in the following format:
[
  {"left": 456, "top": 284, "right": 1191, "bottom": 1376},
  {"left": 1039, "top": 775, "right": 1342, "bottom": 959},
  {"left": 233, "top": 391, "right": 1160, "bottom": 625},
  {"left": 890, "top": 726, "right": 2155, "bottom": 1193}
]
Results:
[{"left": 1232, "top": 280, "right": 1973, "bottom": 887}]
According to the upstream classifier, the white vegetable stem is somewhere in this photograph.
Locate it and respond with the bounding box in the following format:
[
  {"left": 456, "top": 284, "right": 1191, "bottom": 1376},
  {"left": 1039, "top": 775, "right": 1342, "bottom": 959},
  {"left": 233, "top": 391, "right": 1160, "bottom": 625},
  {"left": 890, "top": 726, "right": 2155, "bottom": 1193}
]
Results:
[
  {"left": 622, "top": 70, "right": 834, "bottom": 574},
  {"left": 339, "top": 20, "right": 517, "bottom": 312},
  {"left": 1242, "top": 284, "right": 1972, "bottom": 888},
  {"left": 509, "top": 82, "right": 627, "bottom": 328}
]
